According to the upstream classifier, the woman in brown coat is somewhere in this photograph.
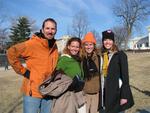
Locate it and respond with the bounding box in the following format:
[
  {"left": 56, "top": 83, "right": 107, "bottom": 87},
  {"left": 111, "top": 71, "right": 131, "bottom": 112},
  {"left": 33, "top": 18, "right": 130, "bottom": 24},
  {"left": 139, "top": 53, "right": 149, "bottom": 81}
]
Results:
[{"left": 82, "top": 32, "right": 101, "bottom": 113}]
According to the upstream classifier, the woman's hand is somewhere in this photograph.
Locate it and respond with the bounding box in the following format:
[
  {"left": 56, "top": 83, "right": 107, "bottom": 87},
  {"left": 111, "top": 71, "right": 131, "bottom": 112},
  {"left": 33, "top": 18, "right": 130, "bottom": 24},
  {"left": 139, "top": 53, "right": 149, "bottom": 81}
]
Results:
[{"left": 120, "top": 99, "right": 127, "bottom": 105}]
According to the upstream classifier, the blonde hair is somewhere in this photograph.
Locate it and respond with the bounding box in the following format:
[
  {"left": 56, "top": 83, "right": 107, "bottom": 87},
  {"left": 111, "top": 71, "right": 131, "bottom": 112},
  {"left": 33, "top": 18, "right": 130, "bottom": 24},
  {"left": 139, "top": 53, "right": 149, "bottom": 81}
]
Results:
[{"left": 82, "top": 43, "right": 100, "bottom": 58}]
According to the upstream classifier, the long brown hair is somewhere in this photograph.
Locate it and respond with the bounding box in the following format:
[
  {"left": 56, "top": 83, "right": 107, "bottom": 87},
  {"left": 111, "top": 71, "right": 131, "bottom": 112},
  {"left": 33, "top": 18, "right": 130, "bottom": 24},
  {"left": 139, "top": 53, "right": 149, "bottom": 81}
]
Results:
[{"left": 101, "top": 43, "right": 119, "bottom": 53}]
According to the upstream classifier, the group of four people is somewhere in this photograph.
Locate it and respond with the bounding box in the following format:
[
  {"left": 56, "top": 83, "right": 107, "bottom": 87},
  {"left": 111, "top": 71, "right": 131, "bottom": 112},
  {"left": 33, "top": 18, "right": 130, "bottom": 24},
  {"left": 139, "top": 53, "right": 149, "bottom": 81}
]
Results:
[{"left": 6, "top": 17, "right": 134, "bottom": 113}]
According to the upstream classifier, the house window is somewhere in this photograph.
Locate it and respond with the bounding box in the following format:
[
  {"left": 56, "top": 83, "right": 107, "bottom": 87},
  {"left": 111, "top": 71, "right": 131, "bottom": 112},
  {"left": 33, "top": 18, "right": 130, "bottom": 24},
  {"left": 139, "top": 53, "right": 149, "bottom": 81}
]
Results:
[
  {"left": 140, "top": 44, "right": 142, "bottom": 47},
  {"left": 145, "top": 42, "right": 149, "bottom": 47}
]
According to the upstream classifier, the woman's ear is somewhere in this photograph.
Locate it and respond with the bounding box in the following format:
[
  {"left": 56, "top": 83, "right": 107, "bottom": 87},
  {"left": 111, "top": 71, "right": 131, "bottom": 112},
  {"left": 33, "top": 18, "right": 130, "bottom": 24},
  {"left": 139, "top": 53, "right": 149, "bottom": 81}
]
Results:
[{"left": 67, "top": 45, "right": 70, "bottom": 50}]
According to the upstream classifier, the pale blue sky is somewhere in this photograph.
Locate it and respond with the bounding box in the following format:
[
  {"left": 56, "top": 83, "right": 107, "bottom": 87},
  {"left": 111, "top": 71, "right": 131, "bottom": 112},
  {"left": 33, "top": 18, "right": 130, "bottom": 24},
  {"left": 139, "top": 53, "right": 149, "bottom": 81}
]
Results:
[{"left": 2, "top": 0, "right": 150, "bottom": 39}]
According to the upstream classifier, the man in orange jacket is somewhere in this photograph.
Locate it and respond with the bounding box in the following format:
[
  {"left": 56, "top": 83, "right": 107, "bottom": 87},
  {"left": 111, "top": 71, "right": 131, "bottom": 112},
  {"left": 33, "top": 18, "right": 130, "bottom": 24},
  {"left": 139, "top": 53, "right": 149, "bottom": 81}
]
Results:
[{"left": 7, "top": 18, "right": 59, "bottom": 113}]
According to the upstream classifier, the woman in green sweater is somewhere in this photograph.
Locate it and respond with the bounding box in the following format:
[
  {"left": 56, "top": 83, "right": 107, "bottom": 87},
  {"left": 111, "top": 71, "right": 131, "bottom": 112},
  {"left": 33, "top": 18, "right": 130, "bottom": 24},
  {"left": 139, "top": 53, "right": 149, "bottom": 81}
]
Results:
[
  {"left": 56, "top": 37, "right": 83, "bottom": 80},
  {"left": 55, "top": 37, "right": 85, "bottom": 113}
]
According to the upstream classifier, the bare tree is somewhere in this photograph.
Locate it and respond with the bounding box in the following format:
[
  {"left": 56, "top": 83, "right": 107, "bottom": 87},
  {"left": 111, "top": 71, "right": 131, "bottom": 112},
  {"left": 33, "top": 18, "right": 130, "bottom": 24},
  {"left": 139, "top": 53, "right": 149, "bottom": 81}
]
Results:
[
  {"left": 70, "top": 10, "right": 89, "bottom": 38},
  {"left": 113, "top": 0, "right": 150, "bottom": 49},
  {"left": 91, "top": 29, "right": 102, "bottom": 47},
  {"left": 0, "top": 0, "right": 10, "bottom": 52},
  {"left": 112, "top": 26, "right": 128, "bottom": 49},
  {"left": 0, "top": 0, "right": 8, "bottom": 26}
]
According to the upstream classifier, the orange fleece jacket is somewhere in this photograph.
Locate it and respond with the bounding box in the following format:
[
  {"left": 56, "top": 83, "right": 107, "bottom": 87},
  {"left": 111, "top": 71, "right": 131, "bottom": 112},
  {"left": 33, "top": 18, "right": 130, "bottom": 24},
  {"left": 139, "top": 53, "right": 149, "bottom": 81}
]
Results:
[{"left": 7, "top": 34, "right": 59, "bottom": 98}]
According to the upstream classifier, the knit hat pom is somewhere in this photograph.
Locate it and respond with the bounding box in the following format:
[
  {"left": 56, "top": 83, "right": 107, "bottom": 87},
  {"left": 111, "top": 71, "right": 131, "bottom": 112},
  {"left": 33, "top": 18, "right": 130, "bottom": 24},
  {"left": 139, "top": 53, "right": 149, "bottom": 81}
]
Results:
[
  {"left": 102, "top": 30, "right": 115, "bottom": 42},
  {"left": 82, "top": 32, "right": 96, "bottom": 44}
]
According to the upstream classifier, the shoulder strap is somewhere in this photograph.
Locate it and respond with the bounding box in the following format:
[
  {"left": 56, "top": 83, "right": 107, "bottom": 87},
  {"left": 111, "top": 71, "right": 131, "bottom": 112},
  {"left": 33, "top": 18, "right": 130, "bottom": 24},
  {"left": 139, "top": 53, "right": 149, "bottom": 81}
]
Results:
[{"left": 97, "top": 55, "right": 101, "bottom": 73}]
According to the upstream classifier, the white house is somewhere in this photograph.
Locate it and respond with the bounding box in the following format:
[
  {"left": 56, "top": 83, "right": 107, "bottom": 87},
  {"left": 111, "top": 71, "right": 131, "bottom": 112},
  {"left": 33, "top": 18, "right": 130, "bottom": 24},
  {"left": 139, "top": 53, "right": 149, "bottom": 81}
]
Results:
[
  {"left": 56, "top": 35, "right": 71, "bottom": 53},
  {"left": 136, "top": 36, "right": 149, "bottom": 49},
  {"left": 148, "top": 26, "right": 150, "bottom": 47},
  {"left": 128, "top": 26, "right": 150, "bottom": 50},
  {"left": 128, "top": 37, "right": 142, "bottom": 50}
]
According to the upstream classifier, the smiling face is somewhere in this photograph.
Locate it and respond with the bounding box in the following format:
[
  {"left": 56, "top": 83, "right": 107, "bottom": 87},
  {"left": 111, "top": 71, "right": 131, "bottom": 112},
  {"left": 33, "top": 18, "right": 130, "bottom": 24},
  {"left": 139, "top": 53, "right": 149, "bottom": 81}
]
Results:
[
  {"left": 67, "top": 41, "right": 80, "bottom": 56},
  {"left": 42, "top": 21, "right": 57, "bottom": 40},
  {"left": 103, "top": 39, "right": 114, "bottom": 50},
  {"left": 84, "top": 42, "right": 95, "bottom": 55}
]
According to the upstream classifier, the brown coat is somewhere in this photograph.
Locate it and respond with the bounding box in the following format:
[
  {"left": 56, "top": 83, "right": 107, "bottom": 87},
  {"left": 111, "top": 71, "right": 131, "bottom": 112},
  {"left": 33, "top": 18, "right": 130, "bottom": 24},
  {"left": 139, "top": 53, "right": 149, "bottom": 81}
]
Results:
[{"left": 82, "top": 52, "right": 101, "bottom": 94}]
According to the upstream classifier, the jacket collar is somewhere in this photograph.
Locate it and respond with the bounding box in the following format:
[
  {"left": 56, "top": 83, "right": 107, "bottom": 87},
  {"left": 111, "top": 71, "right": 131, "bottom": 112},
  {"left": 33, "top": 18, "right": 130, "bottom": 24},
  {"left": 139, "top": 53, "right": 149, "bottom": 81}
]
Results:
[{"left": 31, "top": 34, "right": 57, "bottom": 53}]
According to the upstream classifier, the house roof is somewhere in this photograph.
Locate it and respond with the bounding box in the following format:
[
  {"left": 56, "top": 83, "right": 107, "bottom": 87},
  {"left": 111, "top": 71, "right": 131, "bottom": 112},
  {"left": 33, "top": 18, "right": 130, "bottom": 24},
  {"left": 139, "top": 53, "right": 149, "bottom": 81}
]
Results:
[{"left": 136, "top": 36, "right": 149, "bottom": 45}]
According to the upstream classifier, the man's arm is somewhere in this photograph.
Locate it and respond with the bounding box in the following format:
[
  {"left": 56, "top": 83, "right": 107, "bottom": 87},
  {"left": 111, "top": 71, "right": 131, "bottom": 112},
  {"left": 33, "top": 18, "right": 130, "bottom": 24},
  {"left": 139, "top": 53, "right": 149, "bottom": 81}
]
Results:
[{"left": 6, "top": 42, "right": 28, "bottom": 76}]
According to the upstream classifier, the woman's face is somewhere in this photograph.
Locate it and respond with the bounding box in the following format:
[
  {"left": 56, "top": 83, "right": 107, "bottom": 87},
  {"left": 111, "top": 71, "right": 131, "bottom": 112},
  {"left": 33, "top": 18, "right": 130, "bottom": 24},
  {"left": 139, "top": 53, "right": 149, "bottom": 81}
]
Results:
[
  {"left": 84, "top": 42, "right": 95, "bottom": 54},
  {"left": 68, "top": 41, "right": 80, "bottom": 55},
  {"left": 103, "top": 39, "right": 114, "bottom": 50}
]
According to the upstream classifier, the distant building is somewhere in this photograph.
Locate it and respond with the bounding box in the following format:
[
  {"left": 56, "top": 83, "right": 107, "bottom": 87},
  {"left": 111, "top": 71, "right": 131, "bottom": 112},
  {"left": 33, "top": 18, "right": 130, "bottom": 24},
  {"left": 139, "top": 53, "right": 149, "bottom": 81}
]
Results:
[
  {"left": 56, "top": 35, "right": 71, "bottom": 54},
  {"left": 136, "top": 36, "right": 149, "bottom": 49},
  {"left": 128, "top": 37, "right": 141, "bottom": 50},
  {"left": 128, "top": 26, "right": 150, "bottom": 50}
]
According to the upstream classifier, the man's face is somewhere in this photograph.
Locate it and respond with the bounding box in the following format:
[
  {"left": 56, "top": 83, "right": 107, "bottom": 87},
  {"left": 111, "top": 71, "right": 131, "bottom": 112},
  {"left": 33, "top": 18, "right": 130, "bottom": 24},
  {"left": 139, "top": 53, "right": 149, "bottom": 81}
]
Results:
[{"left": 42, "top": 21, "right": 57, "bottom": 39}]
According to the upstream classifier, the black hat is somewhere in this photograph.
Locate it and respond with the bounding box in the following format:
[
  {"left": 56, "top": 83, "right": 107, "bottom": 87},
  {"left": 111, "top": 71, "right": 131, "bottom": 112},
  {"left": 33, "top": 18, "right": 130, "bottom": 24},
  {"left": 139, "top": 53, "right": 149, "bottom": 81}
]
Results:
[{"left": 102, "top": 30, "right": 114, "bottom": 42}]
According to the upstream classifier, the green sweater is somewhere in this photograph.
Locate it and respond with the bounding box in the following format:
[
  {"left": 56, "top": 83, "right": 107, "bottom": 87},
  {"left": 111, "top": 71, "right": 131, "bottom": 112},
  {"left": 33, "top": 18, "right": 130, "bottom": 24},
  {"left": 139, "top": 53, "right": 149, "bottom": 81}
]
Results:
[{"left": 56, "top": 54, "right": 83, "bottom": 79}]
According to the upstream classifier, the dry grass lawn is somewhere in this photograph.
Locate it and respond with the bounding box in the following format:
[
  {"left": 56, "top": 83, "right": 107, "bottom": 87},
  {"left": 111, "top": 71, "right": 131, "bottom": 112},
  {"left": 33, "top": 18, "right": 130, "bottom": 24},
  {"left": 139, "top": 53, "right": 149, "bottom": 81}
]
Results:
[
  {"left": 126, "top": 53, "right": 150, "bottom": 113},
  {"left": 0, "top": 52, "right": 150, "bottom": 113}
]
